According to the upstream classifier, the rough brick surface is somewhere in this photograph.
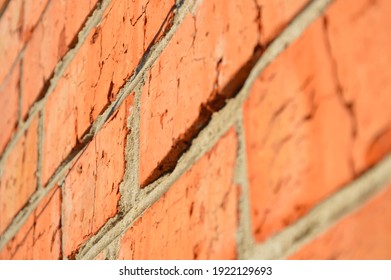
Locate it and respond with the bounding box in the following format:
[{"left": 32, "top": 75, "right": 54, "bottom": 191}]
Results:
[
  {"left": 62, "top": 96, "right": 132, "bottom": 258},
  {"left": 290, "top": 184, "right": 391, "bottom": 259},
  {"left": 0, "top": 116, "right": 38, "bottom": 234},
  {"left": 42, "top": 0, "right": 174, "bottom": 185},
  {"left": 243, "top": 19, "right": 353, "bottom": 242},
  {"left": 0, "top": 186, "right": 62, "bottom": 260},
  {"left": 2, "top": 0, "right": 391, "bottom": 261},
  {"left": 139, "top": 0, "right": 260, "bottom": 186},
  {"left": 325, "top": 0, "right": 391, "bottom": 172},
  {"left": 138, "top": 0, "right": 309, "bottom": 187},
  {"left": 21, "top": 0, "right": 99, "bottom": 119},
  {"left": 118, "top": 129, "right": 238, "bottom": 259}
]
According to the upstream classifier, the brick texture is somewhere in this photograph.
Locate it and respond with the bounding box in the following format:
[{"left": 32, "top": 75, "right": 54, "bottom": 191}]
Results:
[
  {"left": 62, "top": 96, "right": 133, "bottom": 258},
  {"left": 1, "top": 0, "right": 391, "bottom": 261},
  {"left": 118, "top": 129, "right": 238, "bottom": 259},
  {"left": 243, "top": 19, "right": 353, "bottom": 242},
  {"left": 42, "top": 0, "right": 174, "bottom": 185}
]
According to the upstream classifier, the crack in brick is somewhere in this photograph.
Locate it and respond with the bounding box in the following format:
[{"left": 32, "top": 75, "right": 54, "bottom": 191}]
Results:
[
  {"left": 323, "top": 16, "right": 358, "bottom": 176},
  {"left": 142, "top": 44, "right": 264, "bottom": 187},
  {"left": 253, "top": 0, "right": 263, "bottom": 44}
]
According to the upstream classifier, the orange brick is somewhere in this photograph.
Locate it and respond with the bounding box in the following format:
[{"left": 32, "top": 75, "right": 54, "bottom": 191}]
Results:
[
  {"left": 62, "top": 97, "right": 132, "bottom": 258},
  {"left": 118, "top": 129, "right": 238, "bottom": 259},
  {"left": 290, "top": 184, "right": 391, "bottom": 259},
  {"left": 0, "top": 116, "right": 38, "bottom": 234},
  {"left": 0, "top": 61, "right": 19, "bottom": 153},
  {"left": 243, "top": 19, "right": 353, "bottom": 242},
  {"left": 0, "top": 186, "right": 62, "bottom": 260},
  {"left": 22, "top": 0, "right": 99, "bottom": 118},
  {"left": 325, "top": 0, "right": 391, "bottom": 172},
  {"left": 139, "top": 0, "right": 260, "bottom": 186},
  {"left": 42, "top": 0, "right": 174, "bottom": 185}
]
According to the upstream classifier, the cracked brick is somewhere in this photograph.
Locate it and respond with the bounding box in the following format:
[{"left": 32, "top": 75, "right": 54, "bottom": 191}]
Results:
[
  {"left": 324, "top": 0, "right": 391, "bottom": 173},
  {"left": 42, "top": 0, "right": 175, "bottom": 186},
  {"left": 117, "top": 129, "right": 238, "bottom": 259},
  {"left": 62, "top": 95, "right": 133, "bottom": 258},
  {"left": 139, "top": 0, "right": 260, "bottom": 187},
  {"left": 22, "top": 0, "right": 99, "bottom": 119},
  {"left": 243, "top": 19, "right": 353, "bottom": 243}
]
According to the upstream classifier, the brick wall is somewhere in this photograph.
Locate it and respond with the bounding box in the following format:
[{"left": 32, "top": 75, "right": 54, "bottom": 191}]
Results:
[{"left": 1, "top": 0, "right": 391, "bottom": 260}]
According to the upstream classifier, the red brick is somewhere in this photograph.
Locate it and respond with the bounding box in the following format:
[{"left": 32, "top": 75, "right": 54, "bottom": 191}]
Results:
[
  {"left": 0, "top": 0, "right": 48, "bottom": 85},
  {"left": 62, "top": 96, "right": 132, "bottom": 258},
  {"left": 22, "top": 0, "right": 99, "bottom": 118},
  {"left": 42, "top": 0, "right": 174, "bottom": 185},
  {"left": 0, "top": 61, "right": 19, "bottom": 153},
  {"left": 0, "top": 185, "right": 62, "bottom": 260},
  {"left": 139, "top": 0, "right": 260, "bottom": 186},
  {"left": 118, "top": 129, "right": 238, "bottom": 259},
  {"left": 0, "top": 116, "right": 38, "bottom": 234},
  {"left": 325, "top": 0, "right": 391, "bottom": 172},
  {"left": 257, "top": 0, "right": 309, "bottom": 43},
  {"left": 290, "top": 184, "right": 391, "bottom": 259},
  {"left": 243, "top": 20, "right": 353, "bottom": 242}
]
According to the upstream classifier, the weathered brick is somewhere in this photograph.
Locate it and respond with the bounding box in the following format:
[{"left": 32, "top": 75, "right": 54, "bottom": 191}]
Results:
[
  {"left": 139, "top": 0, "right": 260, "bottom": 186},
  {"left": 0, "top": 0, "right": 49, "bottom": 85},
  {"left": 62, "top": 96, "right": 132, "bottom": 258},
  {"left": 243, "top": 19, "right": 353, "bottom": 242},
  {"left": 0, "top": 61, "right": 19, "bottom": 153},
  {"left": 118, "top": 129, "right": 238, "bottom": 259},
  {"left": 42, "top": 0, "right": 174, "bottom": 185},
  {"left": 0, "top": 116, "right": 38, "bottom": 234},
  {"left": 22, "top": 0, "right": 99, "bottom": 118},
  {"left": 325, "top": 0, "right": 391, "bottom": 172},
  {"left": 0, "top": 185, "right": 62, "bottom": 260},
  {"left": 290, "top": 184, "right": 391, "bottom": 259}
]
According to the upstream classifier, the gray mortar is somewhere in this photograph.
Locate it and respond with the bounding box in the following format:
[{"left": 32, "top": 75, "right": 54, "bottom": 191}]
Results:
[
  {"left": 119, "top": 86, "right": 143, "bottom": 212},
  {"left": 233, "top": 112, "right": 255, "bottom": 259}
]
